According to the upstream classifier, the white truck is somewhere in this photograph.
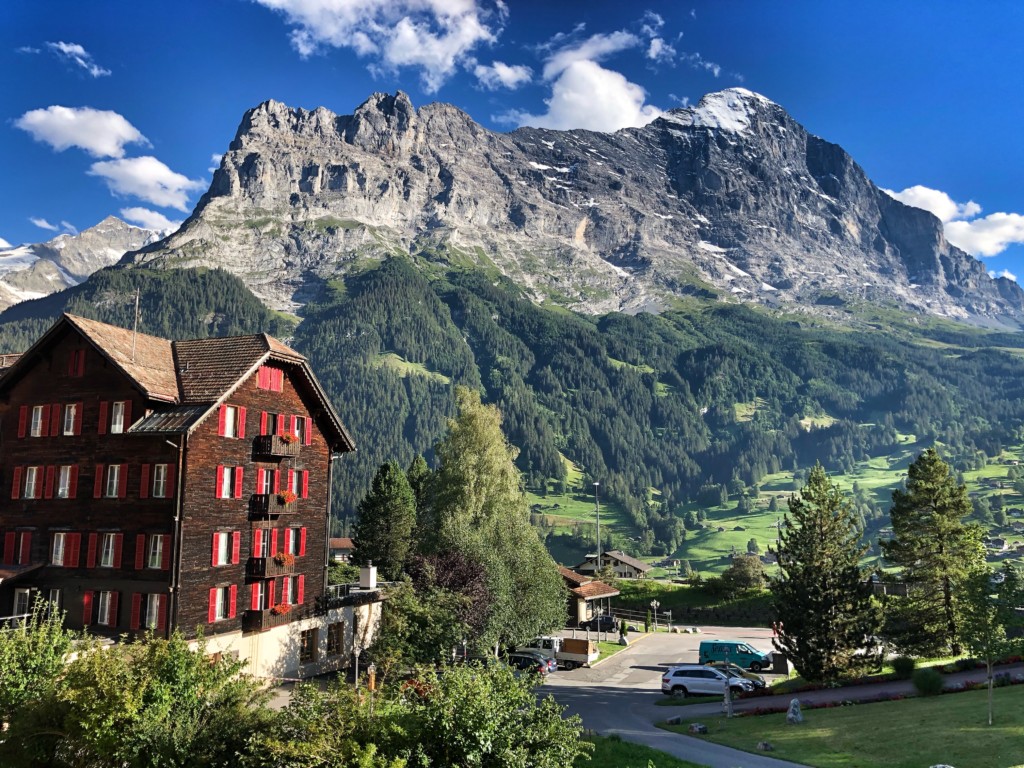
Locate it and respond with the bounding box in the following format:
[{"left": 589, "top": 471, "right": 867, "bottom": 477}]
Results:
[{"left": 518, "top": 636, "right": 599, "bottom": 670}]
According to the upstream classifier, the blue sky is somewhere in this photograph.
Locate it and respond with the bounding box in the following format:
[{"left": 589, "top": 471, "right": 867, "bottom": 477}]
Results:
[{"left": 3, "top": 0, "right": 1024, "bottom": 280}]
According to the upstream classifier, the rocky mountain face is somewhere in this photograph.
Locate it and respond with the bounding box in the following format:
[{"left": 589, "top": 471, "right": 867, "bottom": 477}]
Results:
[
  {"left": 0, "top": 216, "right": 160, "bottom": 311},
  {"left": 125, "top": 89, "right": 1024, "bottom": 323}
]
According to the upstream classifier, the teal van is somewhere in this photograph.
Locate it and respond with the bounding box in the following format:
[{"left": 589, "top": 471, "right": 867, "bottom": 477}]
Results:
[{"left": 698, "top": 639, "right": 772, "bottom": 671}]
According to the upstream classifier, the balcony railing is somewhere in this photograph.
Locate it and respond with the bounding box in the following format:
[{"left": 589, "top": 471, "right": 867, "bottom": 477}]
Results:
[
  {"left": 252, "top": 434, "right": 300, "bottom": 458},
  {"left": 246, "top": 555, "right": 297, "bottom": 580},
  {"left": 249, "top": 493, "right": 298, "bottom": 519},
  {"left": 242, "top": 607, "right": 295, "bottom": 633}
]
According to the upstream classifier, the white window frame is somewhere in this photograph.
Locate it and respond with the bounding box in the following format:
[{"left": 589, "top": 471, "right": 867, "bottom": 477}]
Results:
[
  {"left": 96, "top": 591, "right": 113, "bottom": 626},
  {"left": 14, "top": 588, "right": 32, "bottom": 617},
  {"left": 51, "top": 532, "right": 66, "bottom": 566},
  {"left": 218, "top": 468, "right": 235, "bottom": 499},
  {"left": 105, "top": 464, "right": 121, "bottom": 498},
  {"left": 147, "top": 535, "right": 163, "bottom": 569},
  {"left": 48, "top": 588, "right": 61, "bottom": 611},
  {"left": 299, "top": 628, "right": 318, "bottom": 663},
  {"left": 30, "top": 405, "right": 44, "bottom": 437},
  {"left": 99, "top": 533, "right": 117, "bottom": 568},
  {"left": 294, "top": 417, "right": 306, "bottom": 445},
  {"left": 289, "top": 471, "right": 301, "bottom": 495},
  {"left": 214, "top": 533, "right": 230, "bottom": 566},
  {"left": 254, "top": 581, "right": 268, "bottom": 610},
  {"left": 57, "top": 465, "right": 72, "bottom": 498},
  {"left": 23, "top": 466, "right": 40, "bottom": 499},
  {"left": 152, "top": 464, "right": 168, "bottom": 498},
  {"left": 215, "top": 586, "right": 231, "bottom": 621},
  {"left": 255, "top": 532, "right": 270, "bottom": 559},
  {"left": 110, "top": 401, "right": 126, "bottom": 434},
  {"left": 145, "top": 594, "right": 161, "bottom": 629},
  {"left": 288, "top": 527, "right": 301, "bottom": 556},
  {"left": 259, "top": 470, "right": 273, "bottom": 495},
  {"left": 63, "top": 403, "right": 77, "bottom": 436},
  {"left": 223, "top": 405, "right": 238, "bottom": 438},
  {"left": 326, "top": 621, "right": 344, "bottom": 656},
  {"left": 281, "top": 576, "right": 293, "bottom": 606}
]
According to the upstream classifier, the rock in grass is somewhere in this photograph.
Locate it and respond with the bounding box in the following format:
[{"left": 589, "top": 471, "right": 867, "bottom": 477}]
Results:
[
  {"left": 757, "top": 741, "right": 774, "bottom": 751},
  {"left": 786, "top": 698, "right": 803, "bottom": 724},
  {"left": 688, "top": 723, "right": 708, "bottom": 735}
]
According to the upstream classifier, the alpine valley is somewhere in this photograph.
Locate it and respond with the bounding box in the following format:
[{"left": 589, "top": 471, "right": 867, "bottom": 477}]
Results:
[{"left": 4, "top": 89, "right": 1024, "bottom": 569}]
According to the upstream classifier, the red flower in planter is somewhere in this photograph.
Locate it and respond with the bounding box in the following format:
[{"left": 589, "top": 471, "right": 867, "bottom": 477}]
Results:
[
  {"left": 271, "top": 603, "right": 292, "bottom": 616},
  {"left": 274, "top": 552, "right": 296, "bottom": 568},
  {"left": 278, "top": 490, "right": 298, "bottom": 505},
  {"left": 280, "top": 433, "right": 299, "bottom": 444}
]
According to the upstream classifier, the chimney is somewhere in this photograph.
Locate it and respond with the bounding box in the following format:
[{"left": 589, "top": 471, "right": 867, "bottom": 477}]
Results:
[{"left": 360, "top": 560, "right": 377, "bottom": 590}]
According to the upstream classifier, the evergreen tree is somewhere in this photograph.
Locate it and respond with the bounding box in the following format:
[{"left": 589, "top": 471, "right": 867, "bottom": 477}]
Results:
[
  {"left": 406, "top": 454, "right": 431, "bottom": 519},
  {"left": 351, "top": 462, "right": 417, "bottom": 581},
  {"left": 772, "top": 464, "right": 880, "bottom": 682},
  {"left": 881, "top": 448, "right": 985, "bottom": 655}
]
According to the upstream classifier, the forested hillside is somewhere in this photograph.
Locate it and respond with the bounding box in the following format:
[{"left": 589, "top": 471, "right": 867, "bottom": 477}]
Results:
[{"left": 4, "top": 258, "right": 1024, "bottom": 559}]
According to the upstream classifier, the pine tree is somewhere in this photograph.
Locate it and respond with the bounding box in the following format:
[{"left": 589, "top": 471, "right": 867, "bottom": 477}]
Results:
[
  {"left": 406, "top": 454, "right": 431, "bottom": 519},
  {"left": 881, "top": 448, "right": 985, "bottom": 655},
  {"left": 772, "top": 464, "right": 880, "bottom": 682},
  {"left": 350, "top": 462, "right": 417, "bottom": 581}
]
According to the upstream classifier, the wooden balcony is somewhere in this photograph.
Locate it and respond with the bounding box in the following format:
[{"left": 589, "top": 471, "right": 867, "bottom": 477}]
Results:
[
  {"left": 249, "top": 493, "right": 298, "bottom": 519},
  {"left": 252, "top": 434, "right": 300, "bottom": 458},
  {"left": 242, "top": 607, "right": 294, "bottom": 633},
  {"left": 247, "top": 555, "right": 296, "bottom": 580}
]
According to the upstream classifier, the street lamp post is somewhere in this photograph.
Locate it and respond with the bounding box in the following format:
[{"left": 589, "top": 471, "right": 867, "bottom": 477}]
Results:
[
  {"left": 650, "top": 600, "right": 660, "bottom": 632},
  {"left": 594, "top": 481, "right": 601, "bottom": 572}
]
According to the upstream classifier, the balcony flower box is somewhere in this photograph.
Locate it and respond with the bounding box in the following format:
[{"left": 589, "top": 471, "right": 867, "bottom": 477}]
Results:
[
  {"left": 278, "top": 490, "right": 298, "bottom": 506},
  {"left": 247, "top": 554, "right": 296, "bottom": 579},
  {"left": 253, "top": 434, "right": 300, "bottom": 458},
  {"left": 249, "top": 494, "right": 296, "bottom": 519}
]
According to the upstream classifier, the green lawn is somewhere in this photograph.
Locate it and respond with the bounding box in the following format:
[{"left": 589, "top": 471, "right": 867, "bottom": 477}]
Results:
[
  {"left": 579, "top": 734, "right": 705, "bottom": 768},
  {"left": 663, "top": 685, "right": 1024, "bottom": 768}
]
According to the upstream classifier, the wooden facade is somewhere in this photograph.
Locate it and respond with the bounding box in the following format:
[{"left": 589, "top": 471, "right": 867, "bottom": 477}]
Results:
[{"left": 0, "top": 314, "right": 355, "bottom": 649}]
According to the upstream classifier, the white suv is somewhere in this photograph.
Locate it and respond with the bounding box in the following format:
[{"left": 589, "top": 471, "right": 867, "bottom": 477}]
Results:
[{"left": 661, "top": 664, "right": 755, "bottom": 697}]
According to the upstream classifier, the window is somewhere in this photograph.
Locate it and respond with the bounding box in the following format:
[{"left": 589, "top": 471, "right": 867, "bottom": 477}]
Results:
[
  {"left": 56, "top": 465, "right": 73, "bottom": 498},
  {"left": 110, "top": 401, "right": 126, "bottom": 434},
  {"left": 258, "top": 468, "right": 274, "bottom": 495},
  {"left": 23, "top": 466, "right": 41, "bottom": 499},
  {"left": 216, "top": 466, "right": 243, "bottom": 499},
  {"left": 51, "top": 532, "right": 66, "bottom": 566},
  {"left": 281, "top": 576, "right": 295, "bottom": 605},
  {"left": 251, "top": 581, "right": 268, "bottom": 611},
  {"left": 294, "top": 417, "right": 306, "bottom": 445},
  {"left": 14, "top": 588, "right": 32, "bottom": 617},
  {"left": 253, "top": 529, "right": 270, "bottom": 559},
  {"left": 105, "top": 465, "right": 121, "bottom": 498},
  {"left": 212, "top": 586, "right": 233, "bottom": 621},
  {"left": 299, "top": 628, "right": 318, "bottom": 663},
  {"left": 62, "top": 403, "right": 78, "bottom": 435},
  {"left": 289, "top": 470, "right": 301, "bottom": 495},
  {"left": 212, "top": 532, "right": 230, "bottom": 566},
  {"left": 48, "top": 589, "right": 62, "bottom": 612},
  {"left": 218, "top": 404, "right": 246, "bottom": 438},
  {"left": 67, "top": 349, "right": 86, "bottom": 377},
  {"left": 96, "top": 591, "right": 118, "bottom": 627},
  {"left": 286, "top": 527, "right": 300, "bottom": 556},
  {"left": 145, "top": 594, "right": 161, "bottom": 629},
  {"left": 326, "top": 622, "right": 344, "bottom": 656},
  {"left": 147, "top": 535, "right": 164, "bottom": 569},
  {"left": 99, "top": 533, "right": 118, "bottom": 568},
  {"left": 257, "top": 365, "right": 284, "bottom": 392},
  {"left": 30, "top": 405, "right": 45, "bottom": 437},
  {"left": 152, "top": 464, "right": 168, "bottom": 498}
]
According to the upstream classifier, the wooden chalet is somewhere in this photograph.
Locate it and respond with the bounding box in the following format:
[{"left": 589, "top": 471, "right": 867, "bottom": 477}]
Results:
[
  {"left": 574, "top": 549, "right": 652, "bottom": 579},
  {"left": 558, "top": 566, "right": 619, "bottom": 626},
  {"left": 0, "top": 314, "right": 382, "bottom": 677}
]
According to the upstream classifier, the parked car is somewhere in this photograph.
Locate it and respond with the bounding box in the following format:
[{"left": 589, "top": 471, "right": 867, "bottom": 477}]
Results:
[
  {"left": 661, "top": 664, "right": 754, "bottom": 697},
  {"left": 506, "top": 652, "right": 550, "bottom": 676},
  {"left": 704, "top": 660, "right": 767, "bottom": 688},
  {"left": 580, "top": 614, "right": 618, "bottom": 632},
  {"left": 698, "top": 639, "right": 773, "bottom": 672},
  {"left": 512, "top": 648, "right": 558, "bottom": 674}
]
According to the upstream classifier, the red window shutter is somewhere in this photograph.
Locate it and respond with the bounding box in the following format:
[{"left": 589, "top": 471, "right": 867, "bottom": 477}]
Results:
[
  {"left": 135, "top": 534, "right": 146, "bottom": 570},
  {"left": 260, "top": 411, "right": 268, "bottom": 435},
  {"left": 238, "top": 407, "right": 247, "bottom": 439},
  {"left": 98, "top": 401, "right": 109, "bottom": 435},
  {"left": 73, "top": 403, "right": 83, "bottom": 435},
  {"left": 69, "top": 465, "right": 79, "bottom": 498},
  {"left": 270, "top": 529, "right": 279, "bottom": 556},
  {"left": 304, "top": 417, "right": 312, "bottom": 445},
  {"left": 31, "top": 470, "right": 41, "bottom": 499},
  {"left": 93, "top": 465, "right": 104, "bottom": 499},
  {"left": 233, "top": 466, "right": 243, "bottom": 499},
  {"left": 140, "top": 464, "right": 150, "bottom": 499},
  {"left": 11, "top": 467, "right": 22, "bottom": 500},
  {"left": 17, "top": 406, "right": 27, "bottom": 438},
  {"left": 257, "top": 366, "right": 267, "bottom": 389},
  {"left": 82, "top": 591, "right": 94, "bottom": 626},
  {"left": 122, "top": 401, "right": 132, "bottom": 429},
  {"left": 250, "top": 584, "right": 259, "bottom": 611},
  {"left": 87, "top": 533, "right": 98, "bottom": 568},
  {"left": 218, "top": 405, "right": 227, "bottom": 436},
  {"left": 113, "top": 534, "right": 123, "bottom": 568},
  {"left": 276, "top": 414, "right": 285, "bottom": 434},
  {"left": 67, "top": 533, "right": 82, "bottom": 568},
  {"left": 215, "top": 465, "right": 224, "bottom": 497},
  {"left": 268, "top": 580, "right": 276, "bottom": 607},
  {"left": 50, "top": 404, "right": 61, "bottom": 436},
  {"left": 67, "top": 352, "right": 76, "bottom": 376},
  {"left": 273, "top": 470, "right": 280, "bottom": 494},
  {"left": 19, "top": 533, "right": 31, "bottom": 564},
  {"left": 229, "top": 585, "right": 237, "bottom": 618},
  {"left": 130, "top": 594, "right": 142, "bottom": 630},
  {"left": 108, "top": 592, "right": 119, "bottom": 627},
  {"left": 3, "top": 532, "right": 15, "bottom": 565},
  {"left": 165, "top": 465, "right": 175, "bottom": 496},
  {"left": 160, "top": 535, "right": 171, "bottom": 570},
  {"left": 157, "top": 595, "right": 167, "bottom": 633},
  {"left": 297, "top": 575, "right": 305, "bottom": 605},
  {"left": 289, "top": 415, "right": 297, "bottom": 436},
  {"left": 39, "top": 404, "right": 50, "bottom": 437},
  {"left": 118, "top": 465, "right": 128, "bottom": 498},
  {"left": 211, "top": 533, "right": 220, "bottom": 566},
  {"left": 231, "top": 531, "right": 241, "bottom": 564},
  {"left": 299, "top": 527, "right": 307, "bottom": 557},
  {"left": 208, "top": 588, "right": 218, "bottom": 623},
  {"left": 256, "top": 468, "right": 265, "bottom": 493},
  {"left": 302, "top": 471, "right": 309, "bottom": 499},
  {"left": 253, "top": 529, "right": 263, "bottom": 555},
  {"left": 275, "top": 369, "right": 284, "bottom": 391},
  {"left": 287, "top": 469, "right": 295, "bottom": 494},
  {"left": 44, "top": 466, "right": 55, "bottom": 499},
  {"left": 283, "top": 528, "right": 292, "bottom": 554},
  {"left": 76, "top": 350, "right": 86, "bottom": 376},
  {"left": 282, "top": 576, "right": 290, "bottom": 603}
]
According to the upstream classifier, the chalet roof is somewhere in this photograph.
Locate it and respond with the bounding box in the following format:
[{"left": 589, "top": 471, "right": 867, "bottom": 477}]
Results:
[
  {"left": 129, "top": 405, "right": 210, "bottom": 434},
  {"left": 558, "top": 565, "right": 590, "bottom": 586},
  {"left": 573, "top": 580, "right": 620, "bottom": 600},
  {"left": 330, "top": 537, "right": 354, "bottom": 549},
  {"left": 577, "top": 550, "right": 651, "bottom": 572},
  {"left": 174, "top": 334, "right": 303, "bottom": 402}
]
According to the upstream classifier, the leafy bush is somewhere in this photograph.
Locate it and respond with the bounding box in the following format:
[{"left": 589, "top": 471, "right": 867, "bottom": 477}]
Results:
[
  {"left": 892, "top": 656, "right": 916, "bottom": 680},
  {"left": 954, "top": 657, "right": 978, "bottom": 672},
  {"left": 911, "top": 667, "right": 944, "bottom": 696}
]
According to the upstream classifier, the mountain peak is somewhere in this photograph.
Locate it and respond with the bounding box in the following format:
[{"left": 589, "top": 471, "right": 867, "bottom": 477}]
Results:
[{"left": 661, "top": 87, "right": 780, "bottom": 135}]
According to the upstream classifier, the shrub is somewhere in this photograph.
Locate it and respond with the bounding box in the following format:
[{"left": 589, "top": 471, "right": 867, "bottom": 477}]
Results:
[
  {"left": 892, "top": 656, "right": 916, "bottom": 680},
  {"left": 954, "top": 657, "right": 977, "bottom": 672},
  {"left": 911, "top": 667, "right": 944, "bottom": 696}
]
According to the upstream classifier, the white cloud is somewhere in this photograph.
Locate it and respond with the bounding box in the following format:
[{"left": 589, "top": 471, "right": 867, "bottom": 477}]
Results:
[
  {"left": 0, "top": 236, "right": 11, "bottom": 248},
  {"left": 30, "top": 217, "right": 58, "bottom": 231},
  {"left": 87, "top": 156, "right": 205, "bottom": 211},
  {"left": 14, "top": 106, "right": 148, "bottom": 159},
  {"left": 17, "top": 46, "right": 41, "bottom": 54},
  {"left": 209, "top": 153, "right": 224, "bottom": 174},
  {"left": 542, "top": 31, "right": 638, "bottom": 79},
  {"left": 885, "top": 185, "right": 1024, "bottom": 258},
  {"left": 994, "top": 268, "right": 1017, "bottom": 282},
  {"left": 60, "top": 221, "right": 78, "bottom": 235},
  {"left": 120, "top": 207, "right": 181, "bottom": 232},
  {"left": 647, "top": 37, "right": 675, "bottom": 64},
  {"left": 641, "top": 10, "right": 664, "bottom": 36},
  {"left": 680, "top": 51, "right": 720, "bottom": 77},
  {"left": 511, "top": 59, "right": 662, "bottom": 132},
  {"left": 474, "top": 60, "right": 532, "bottom": 89},
  {"left": 254, "top": 0, "right": 497, "bottom": 92},
  {"left": 46, "top": 41, "right": 110, "bottom": 77}
]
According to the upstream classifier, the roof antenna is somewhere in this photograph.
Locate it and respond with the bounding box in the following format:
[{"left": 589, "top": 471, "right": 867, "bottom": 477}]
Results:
[{"left": 131, "top": 288, "right": 141, "bottom": 362}]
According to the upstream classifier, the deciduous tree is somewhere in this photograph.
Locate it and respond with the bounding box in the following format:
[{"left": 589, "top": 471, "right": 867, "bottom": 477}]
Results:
[
  {"left": 0, "top": 598, "right": 75, "bottom": 726},
  {"left": 772, "top": 464, "right": 880, "bottom": 682}
]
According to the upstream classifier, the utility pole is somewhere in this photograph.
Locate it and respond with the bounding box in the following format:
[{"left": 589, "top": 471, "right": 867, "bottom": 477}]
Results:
[{"left": 594, "top": 481, "right": 601, "bottom": 572}]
